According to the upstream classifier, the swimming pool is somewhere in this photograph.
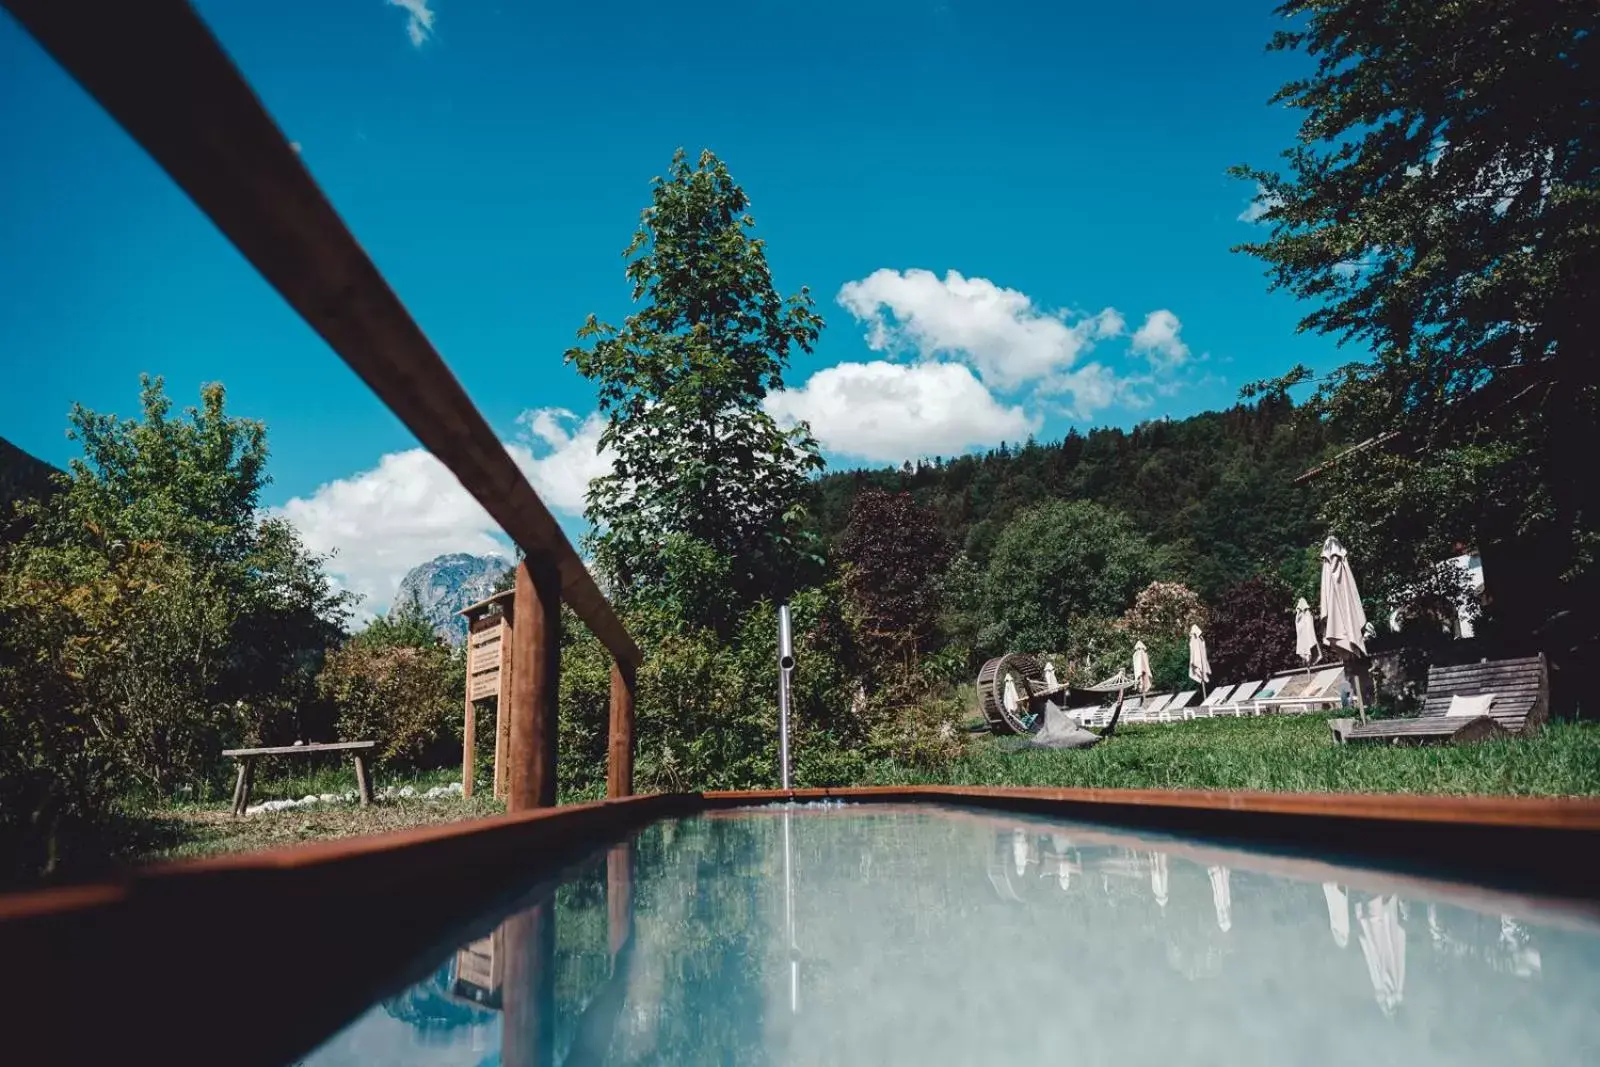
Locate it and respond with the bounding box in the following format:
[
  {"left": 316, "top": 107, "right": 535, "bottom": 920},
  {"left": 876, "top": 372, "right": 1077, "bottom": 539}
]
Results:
[{"left": 302, "top": 803, "right": 1600, "bottom": 1066}]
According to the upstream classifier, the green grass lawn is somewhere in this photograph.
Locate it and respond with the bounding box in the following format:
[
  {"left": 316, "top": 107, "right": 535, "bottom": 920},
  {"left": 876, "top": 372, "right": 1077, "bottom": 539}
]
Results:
[
  {"left": 139, "top": 713, "right": 1600, "bottom": 867},
  {"left": 870, "top": 713, "right": 1600, "bottom": 796}
]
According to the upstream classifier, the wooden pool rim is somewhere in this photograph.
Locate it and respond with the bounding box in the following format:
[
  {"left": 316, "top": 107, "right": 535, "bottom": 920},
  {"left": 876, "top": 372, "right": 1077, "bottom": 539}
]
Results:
[{"left": 4, "top": 786, "right": 1599, "bottom": 1065}]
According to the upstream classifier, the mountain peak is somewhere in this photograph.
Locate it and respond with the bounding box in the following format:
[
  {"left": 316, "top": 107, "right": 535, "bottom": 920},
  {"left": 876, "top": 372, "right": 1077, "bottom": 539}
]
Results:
[{"left": 392, "top": 552, "right": 510, "bottom": 644}]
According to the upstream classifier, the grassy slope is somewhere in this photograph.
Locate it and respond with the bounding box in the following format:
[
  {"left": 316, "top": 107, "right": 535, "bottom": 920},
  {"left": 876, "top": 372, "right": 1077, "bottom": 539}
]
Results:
[{"left": 871, "top": 714, "right": 1600, "bottom": 797}]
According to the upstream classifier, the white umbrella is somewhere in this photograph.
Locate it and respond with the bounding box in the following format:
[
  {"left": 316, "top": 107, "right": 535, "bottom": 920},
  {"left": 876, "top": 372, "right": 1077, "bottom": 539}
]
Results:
[
  {"left": 1320, "top": 536, "right": 1368, "bottom": 657},
  {"left": 1357, "top": 895, "right": 1406, "bottom": 1015},
  {"left": 1322, "top": 882, "right": 1349, "bottom": 948},
  {"left": 1187, "top": 625, "right": 1211, "bottom": 698},
  {"left": 1149, "top": 851, "right": 1169, "bottom": 910},
  {"left": 1320, "top": 536, "right": 1370, "bottom": 719},
  {"left": 1207, "top": 865, "right": 1232, "bottom": 932},
  {"left": 1295, "top": 597, "right": 1322, "bottom": 673},
  {"left": 1044, "top": 660, "right": 1059, "bottom": 690},
  {"left": 1132, "top": 641, "right": 1153, "bottom": 696}
]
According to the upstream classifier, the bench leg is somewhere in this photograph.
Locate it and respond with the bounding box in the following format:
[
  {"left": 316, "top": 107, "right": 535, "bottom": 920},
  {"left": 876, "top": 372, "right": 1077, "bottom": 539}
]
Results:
[
  {"left": 354, "top": 755, "right": 373, "bottom": 807},
  {"left": 230, "top": 761, "right": 247, "bottom": 817},
  {"left": 233, "top": 759, "right": 256, "bottom": 816}
]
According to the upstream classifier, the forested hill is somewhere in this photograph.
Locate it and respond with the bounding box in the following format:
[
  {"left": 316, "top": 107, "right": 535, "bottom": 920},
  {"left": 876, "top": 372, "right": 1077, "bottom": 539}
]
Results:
[
  {"left": 808, "top": 395, "right": 1335, "bottom": 598},
  {"left": 0, "top": 435, "right": 60, "bottom": 541}
]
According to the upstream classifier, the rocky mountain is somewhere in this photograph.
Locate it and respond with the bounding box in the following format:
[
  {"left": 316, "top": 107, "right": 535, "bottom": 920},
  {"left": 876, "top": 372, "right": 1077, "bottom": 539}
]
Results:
[{"left": 392, "top": 552, "right": 510, "bottom": 644}]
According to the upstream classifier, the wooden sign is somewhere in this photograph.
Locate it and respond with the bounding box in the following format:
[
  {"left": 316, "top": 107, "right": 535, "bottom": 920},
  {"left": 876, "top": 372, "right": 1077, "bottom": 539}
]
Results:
[{"left": 467, "top": 621, "right": 504, "bottom": 701}]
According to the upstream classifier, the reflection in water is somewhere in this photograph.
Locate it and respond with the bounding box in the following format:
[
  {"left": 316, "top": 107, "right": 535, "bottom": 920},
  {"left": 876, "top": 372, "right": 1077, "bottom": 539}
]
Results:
[{"left": 304, "top": 807, "right": 1600, "bottom": 1066}]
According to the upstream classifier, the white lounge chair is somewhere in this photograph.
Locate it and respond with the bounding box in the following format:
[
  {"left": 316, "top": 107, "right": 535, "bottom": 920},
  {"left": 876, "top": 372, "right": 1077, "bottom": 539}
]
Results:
[
  {"left": 1189, "top": 683, "right": 1239, "bottom": 719},
  {"left": 1141, "top": 693, "right": 1177, "bottom": 722},
  {"left": 1218, "top": 680, "right": 1267, "bottom": 716},
  {"left": 1251, "top": 666, "right": 1345, "bottom": 715},
  {"left": 1167, "top": 691, "right": 1197, "bottom": 717}
]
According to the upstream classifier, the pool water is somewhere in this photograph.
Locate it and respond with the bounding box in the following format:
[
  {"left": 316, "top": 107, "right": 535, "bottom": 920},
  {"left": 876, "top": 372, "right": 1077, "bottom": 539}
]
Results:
[{"left": 303, "top": 805, "right": 1600, "bottom": 1066}]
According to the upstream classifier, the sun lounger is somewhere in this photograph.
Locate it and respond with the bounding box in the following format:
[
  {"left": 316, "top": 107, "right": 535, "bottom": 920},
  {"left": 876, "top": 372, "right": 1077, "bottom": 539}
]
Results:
[
  {"left": 1189, "top": 683, "right": 1239, "bottom": 719},
  {"left": 1217, "top": 680, "right": 1266, "bottom": 716},
  {"left": 1139, "top": 693, "right": 1176, "bottom": 722},
  {"left": 1167, "top": 691, "right": 1197, "bottom": 716},
  {"left": 1250, "top": 666, "right": 1345, "bottom": 715},
  {"left": 1343, "top": 655, "right": 1549, "bottom": 745}
]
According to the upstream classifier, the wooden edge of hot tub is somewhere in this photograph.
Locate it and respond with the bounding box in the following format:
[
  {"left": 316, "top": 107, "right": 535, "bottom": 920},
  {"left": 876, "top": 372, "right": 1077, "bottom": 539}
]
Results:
[{"left": 3, "top": 786, "right": 1599, "bottom": 1065}]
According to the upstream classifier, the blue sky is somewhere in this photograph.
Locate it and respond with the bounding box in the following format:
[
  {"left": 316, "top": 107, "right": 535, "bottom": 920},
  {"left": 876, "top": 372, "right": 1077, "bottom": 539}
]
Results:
[{"left": 0, "top": 1, "right": 1335, "bottom": 609}]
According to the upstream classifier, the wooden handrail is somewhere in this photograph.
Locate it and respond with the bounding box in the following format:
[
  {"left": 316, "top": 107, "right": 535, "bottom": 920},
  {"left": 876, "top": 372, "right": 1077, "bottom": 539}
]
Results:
[
  {"left": 2, "top": 0, "right": 642, "bottom": 804},
  {"left": 0, "top": 0, "right": 640, "bottom": 667}
]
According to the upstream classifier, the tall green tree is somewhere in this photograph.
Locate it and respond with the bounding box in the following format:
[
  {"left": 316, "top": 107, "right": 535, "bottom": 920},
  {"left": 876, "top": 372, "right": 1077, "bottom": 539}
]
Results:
[
  {"left": 836, "top": 489, "right": 950, "bottom": 673},
  {"left": 975, "top": 500, "right": 1160, "bottom": 655},
  {"left": 1232, "top": 0, "right": 1600, "bottom": 658},
  {"left": 566, "top": 149, "right": 825, "bottom": 627}
]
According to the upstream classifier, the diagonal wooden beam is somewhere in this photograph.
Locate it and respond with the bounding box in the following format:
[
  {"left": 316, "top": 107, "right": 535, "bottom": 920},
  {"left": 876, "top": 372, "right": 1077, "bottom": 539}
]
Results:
[{"left": 3, "top": 0, "right": 641, "bottom": 665}]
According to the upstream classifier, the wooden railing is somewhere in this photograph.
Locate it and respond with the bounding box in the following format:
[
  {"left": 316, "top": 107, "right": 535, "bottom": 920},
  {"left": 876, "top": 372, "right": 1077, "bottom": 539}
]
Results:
[{"left": 1, "top": 0, "right": 641, "bottom": 811}]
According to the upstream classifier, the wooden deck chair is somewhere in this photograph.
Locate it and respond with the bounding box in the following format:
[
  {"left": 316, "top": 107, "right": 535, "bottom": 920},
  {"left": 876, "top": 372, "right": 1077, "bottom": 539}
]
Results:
[{"left": 1343, "top": 655, "right": 1549, "bottom": 745}]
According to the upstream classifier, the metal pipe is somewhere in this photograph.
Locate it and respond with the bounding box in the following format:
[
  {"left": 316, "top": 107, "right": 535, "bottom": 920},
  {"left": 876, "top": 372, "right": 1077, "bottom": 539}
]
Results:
[{"left": 778, "top": 604, "right": 794, "bottom": 790}]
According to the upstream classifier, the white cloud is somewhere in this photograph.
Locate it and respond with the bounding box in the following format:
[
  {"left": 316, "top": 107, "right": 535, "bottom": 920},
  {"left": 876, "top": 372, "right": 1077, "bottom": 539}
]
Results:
[
  {"left": 273, "top": 448, "right": 504, "bottom": 613},
  {"left": 273, "top": 407, "right": 612, "bottom": 612},
  {"left": 837, "top": 268, "right": 1123, "bottom": 390},
  {"left": 1129, "top": 309, "right": 1190, "bottom": 366},
  {"left": 765, "top": 361, "right": 1039, "bottom": 463},
  {"left": 386, "top": 0, "right": 436, "bottom": 47},
  {"left": 1238, "top": 183, "right": 1281, "bottom": 223},
  {"left": 513, "top": 408, "right": 612, "bottom": 516}
]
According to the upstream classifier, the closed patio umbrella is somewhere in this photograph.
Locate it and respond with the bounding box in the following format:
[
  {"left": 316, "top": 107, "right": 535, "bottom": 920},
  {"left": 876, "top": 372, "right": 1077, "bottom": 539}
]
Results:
[
  {"left": 1320, "top": 537, "right": 1368, "bottom": 657},
  {"left": 1320, "top": 536, "right": 1371, "bottom": 719},
  {"left": 1295, "top": 597, "right": 1321, "bottom": 674},
  {"left": 1132, "top": 641, "right": 1153, "bottom": 696},
  {"left": 1188, "top": 624, "right": 1211, "bottom": 698}
]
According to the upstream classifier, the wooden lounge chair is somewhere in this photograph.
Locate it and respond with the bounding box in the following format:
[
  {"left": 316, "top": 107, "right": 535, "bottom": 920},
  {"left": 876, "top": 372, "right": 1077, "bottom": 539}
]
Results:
[{"left": 1342, "top": 655, "right": 1549, "bottom": 745}]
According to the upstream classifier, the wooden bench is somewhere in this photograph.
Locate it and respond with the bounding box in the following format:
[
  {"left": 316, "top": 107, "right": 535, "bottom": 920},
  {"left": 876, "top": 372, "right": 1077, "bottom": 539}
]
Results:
[
  {"left": 1341, "top": 654, "right": 1548, "bottom": 745},
  {"left": 222, "top": 741, "right": 378, "bottom": 816}
]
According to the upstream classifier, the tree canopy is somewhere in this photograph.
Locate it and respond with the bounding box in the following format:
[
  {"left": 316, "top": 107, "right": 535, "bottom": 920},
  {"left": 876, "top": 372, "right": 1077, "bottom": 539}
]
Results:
[
  {"left": 1232, "top": 0, "right": 1600, "bottom": 654},
  {"left": 566, "top": 149, "right": 826, "bottom": 626}
]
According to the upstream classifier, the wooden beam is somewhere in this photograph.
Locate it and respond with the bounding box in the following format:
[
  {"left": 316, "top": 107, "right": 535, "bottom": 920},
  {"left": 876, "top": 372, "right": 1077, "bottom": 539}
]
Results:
[
  {"left": 0, "top": 0, "right": 640, "bottom": 668},
  {"left": 607, "top": 659, "right": 636, "bottom": 799},
  {"left": 508, "top": 560, "right": 560, "bottom": 812}
]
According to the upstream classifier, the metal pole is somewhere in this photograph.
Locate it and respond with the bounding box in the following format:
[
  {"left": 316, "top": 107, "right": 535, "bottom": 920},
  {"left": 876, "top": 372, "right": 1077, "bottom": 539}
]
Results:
[{"left": 778, "top": 604, "right": 794, "bottom": 791}]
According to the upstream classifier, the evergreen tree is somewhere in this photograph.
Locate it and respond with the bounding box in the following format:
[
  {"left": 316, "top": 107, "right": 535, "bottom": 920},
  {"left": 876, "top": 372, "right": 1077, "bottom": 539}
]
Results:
[{"left": 1232, "top": 0, "right": 1600, "bottom": 657}]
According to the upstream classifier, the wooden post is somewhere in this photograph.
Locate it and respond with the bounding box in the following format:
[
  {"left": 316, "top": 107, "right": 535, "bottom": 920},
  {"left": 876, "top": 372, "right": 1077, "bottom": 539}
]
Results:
[
  {"left": 462, "top": 693, "right": 476, "bottom": 800},
  {"left": 353, "top": 754, "right": 372, "bottom": 807},
  {"left": 508, "top": 558, "right": 561, "bottom": 812},
  {"left": 607, "top": 659, "right": 636, "bottom": 799},
  {"left": 230, "top": 760, "right": 248, "bottom": 818}
]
